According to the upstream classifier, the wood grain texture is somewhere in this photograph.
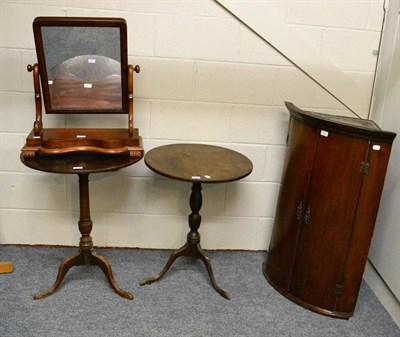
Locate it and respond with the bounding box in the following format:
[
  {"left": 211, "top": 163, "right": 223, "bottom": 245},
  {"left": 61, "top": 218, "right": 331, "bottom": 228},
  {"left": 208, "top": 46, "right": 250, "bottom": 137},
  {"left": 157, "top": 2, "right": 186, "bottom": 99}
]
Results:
[{"left": 144, "top": 144, "right": 253, "bottom": 183}]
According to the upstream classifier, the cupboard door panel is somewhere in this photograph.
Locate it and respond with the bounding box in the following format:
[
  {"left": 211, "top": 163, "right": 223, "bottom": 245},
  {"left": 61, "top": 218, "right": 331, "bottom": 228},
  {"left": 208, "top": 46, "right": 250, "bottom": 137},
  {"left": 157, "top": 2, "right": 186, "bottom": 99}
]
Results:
[
  {"left": 290, "top": 132, "right": 368, "bottom": 311},
  {"left": 265, "top": 118, "right": 317, "bottom": 290},
  {"left": 337, "top": 141, "right": 393, "bottom": 313}
]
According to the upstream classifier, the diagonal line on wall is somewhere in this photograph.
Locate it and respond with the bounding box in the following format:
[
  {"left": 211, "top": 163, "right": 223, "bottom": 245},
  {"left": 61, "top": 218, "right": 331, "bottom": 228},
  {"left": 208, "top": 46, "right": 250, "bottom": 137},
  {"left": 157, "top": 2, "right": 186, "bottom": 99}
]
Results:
[{"left": 216, "top": 0, "right": 373, "bottom": 118}]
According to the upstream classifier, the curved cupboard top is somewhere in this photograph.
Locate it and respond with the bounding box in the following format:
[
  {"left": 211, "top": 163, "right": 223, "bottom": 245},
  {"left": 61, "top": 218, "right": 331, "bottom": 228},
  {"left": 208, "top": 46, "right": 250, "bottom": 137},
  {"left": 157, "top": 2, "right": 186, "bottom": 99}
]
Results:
[{"left": 285, "top": 102, "right": 396, "bottom": 143}]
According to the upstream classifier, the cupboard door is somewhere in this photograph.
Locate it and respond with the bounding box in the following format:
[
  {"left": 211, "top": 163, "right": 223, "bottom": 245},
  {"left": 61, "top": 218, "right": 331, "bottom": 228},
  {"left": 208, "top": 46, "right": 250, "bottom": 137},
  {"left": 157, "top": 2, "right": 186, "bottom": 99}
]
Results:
[
  {"left": 265, "top": 118, "right": 318, "bottom": 290},
  {"left": 337, "top": 141, "right": 393, "bottom": 313},
  {"left": 290, "top": 131, "right": 369, "bottom": 312}
]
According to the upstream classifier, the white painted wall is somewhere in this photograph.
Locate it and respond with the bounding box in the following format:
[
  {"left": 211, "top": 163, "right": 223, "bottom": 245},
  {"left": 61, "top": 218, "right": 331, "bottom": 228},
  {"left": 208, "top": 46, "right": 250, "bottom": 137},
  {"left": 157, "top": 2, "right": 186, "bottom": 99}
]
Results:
[
  {"left": 217, "top": 0, "right": 372, "bottom": 117},
  {"left": 369, "top": 0, "right": 400, "bottom": 303},
  {"left": 0, "top": 0, "right": 384, "bottom": 250}
]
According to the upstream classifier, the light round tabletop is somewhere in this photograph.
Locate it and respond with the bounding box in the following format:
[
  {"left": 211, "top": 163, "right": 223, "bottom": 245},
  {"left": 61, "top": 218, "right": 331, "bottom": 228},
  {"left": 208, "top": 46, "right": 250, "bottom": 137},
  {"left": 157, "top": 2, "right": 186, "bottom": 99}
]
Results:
[{"left": 144, "top": 144, "right": 253, "bottom": 183}]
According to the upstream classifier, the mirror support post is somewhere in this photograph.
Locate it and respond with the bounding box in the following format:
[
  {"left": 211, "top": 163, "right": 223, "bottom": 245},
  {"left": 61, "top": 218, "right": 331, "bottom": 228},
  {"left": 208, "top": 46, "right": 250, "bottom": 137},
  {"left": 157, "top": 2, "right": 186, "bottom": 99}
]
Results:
[
  {"left": 27, "top": 63, "right": 43, "bottom": 136},
  {"left": 128, "top": 64, "right": 140, "bottom": 135}
]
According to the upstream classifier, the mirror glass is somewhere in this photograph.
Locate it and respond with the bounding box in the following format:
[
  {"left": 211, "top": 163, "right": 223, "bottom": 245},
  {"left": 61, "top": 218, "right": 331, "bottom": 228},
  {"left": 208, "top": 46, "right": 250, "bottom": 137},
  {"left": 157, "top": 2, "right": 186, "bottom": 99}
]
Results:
[{"left": 40, "top": 25, "right": 123, "bottom": 112}]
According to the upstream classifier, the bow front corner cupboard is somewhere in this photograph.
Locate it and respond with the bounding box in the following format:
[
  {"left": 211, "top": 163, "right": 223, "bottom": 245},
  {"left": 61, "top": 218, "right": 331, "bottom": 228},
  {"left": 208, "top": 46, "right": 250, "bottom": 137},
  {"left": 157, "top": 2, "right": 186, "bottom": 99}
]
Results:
[{"left": 263, "top": 102, "right": 396, "bottom": 319}]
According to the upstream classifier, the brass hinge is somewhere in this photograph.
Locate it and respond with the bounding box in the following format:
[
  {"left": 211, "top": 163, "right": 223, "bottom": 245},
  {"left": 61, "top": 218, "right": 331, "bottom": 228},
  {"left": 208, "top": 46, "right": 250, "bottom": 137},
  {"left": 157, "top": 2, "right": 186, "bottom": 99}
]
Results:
[
  {"left": 360, "top": 161, "right": 369, "bottom": 176},
  {"left": 335, "top": 283, "right": 344, "bottom": 296}
]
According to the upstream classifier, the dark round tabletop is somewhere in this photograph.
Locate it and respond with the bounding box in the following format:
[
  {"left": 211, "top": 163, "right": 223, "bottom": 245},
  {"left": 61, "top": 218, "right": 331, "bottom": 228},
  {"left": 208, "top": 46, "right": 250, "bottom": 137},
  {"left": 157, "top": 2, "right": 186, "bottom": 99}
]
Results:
[
  {"left": 144, "top": 144, "right": 253, "bottom": 183},
  {"left": 20, "top": 152, "right": 142, "bottom": 174}
]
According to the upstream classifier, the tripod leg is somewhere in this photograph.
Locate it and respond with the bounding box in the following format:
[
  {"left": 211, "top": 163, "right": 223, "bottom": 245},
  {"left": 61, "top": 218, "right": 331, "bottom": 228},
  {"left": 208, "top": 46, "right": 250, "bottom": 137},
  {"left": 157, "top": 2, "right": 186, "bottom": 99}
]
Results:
[
  {"left": 91, "top": 251, "right": 133, "bottom": 300},
  {"left": 140, "top": 243, "right": 189, "bottom": 286},
  {"left": 34, "top": 253, "right": 81, "bottom": 300},
  {"left": 196, "top": 244, "right": 230, "bottom": 300}
]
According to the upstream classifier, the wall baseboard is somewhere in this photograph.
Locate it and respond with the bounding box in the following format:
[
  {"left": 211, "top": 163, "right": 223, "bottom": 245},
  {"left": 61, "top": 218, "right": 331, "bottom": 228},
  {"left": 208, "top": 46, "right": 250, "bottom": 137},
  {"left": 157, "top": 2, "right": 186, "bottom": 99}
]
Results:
[{"left": 363, "top": 259, "right": 400, "bottom": 328}]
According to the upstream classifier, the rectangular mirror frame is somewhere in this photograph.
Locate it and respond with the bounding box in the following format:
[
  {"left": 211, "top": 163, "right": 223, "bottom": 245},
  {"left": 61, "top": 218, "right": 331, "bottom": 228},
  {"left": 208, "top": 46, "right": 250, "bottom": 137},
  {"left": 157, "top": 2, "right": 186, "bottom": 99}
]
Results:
[{"left": 33, "top": 16, "right": 129, "bottom": 114}]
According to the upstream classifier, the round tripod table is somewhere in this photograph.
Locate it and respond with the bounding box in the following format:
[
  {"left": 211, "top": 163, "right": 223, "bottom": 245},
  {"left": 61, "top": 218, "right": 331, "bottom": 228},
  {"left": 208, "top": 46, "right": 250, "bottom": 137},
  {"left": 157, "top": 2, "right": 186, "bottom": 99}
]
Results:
[
  {"left": 21, "top": 152, "right": 142, "bottom": 300},
  {"left": 140, "top": 144, "right": 253, "bottom": 299}
]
